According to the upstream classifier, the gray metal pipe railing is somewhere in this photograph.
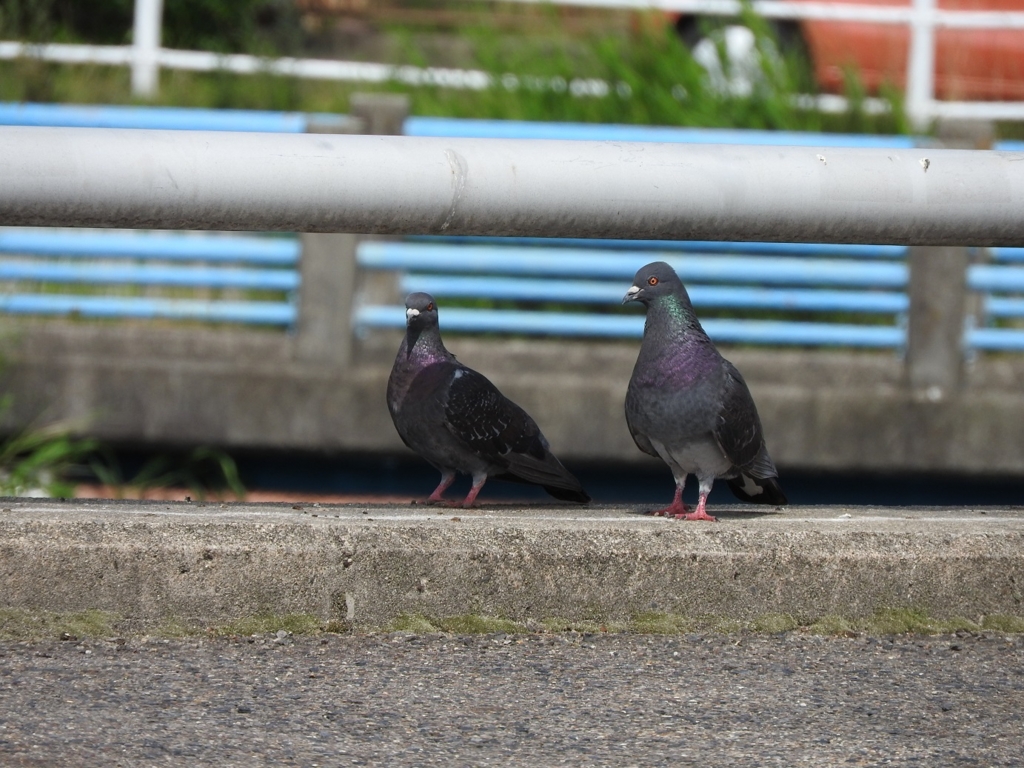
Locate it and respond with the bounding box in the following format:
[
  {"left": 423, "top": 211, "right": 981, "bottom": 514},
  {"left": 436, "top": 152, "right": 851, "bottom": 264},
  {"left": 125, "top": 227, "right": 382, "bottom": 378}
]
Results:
[{"left": 2, "top": 127, "right": 1024, "bottom": 245}]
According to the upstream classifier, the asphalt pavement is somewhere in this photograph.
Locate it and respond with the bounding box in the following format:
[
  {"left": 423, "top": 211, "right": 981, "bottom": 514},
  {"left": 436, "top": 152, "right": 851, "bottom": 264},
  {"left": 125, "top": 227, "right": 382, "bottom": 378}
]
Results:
[{"left": 1, "top": 630, "right": 1022, "bottom": 766}]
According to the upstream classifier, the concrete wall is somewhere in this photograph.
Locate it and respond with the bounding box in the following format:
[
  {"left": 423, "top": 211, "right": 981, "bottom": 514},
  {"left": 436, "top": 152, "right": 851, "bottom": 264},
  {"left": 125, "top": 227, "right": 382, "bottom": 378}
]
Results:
[{"left": 4, "top": 303, "right": 1024, "bottom": 473}]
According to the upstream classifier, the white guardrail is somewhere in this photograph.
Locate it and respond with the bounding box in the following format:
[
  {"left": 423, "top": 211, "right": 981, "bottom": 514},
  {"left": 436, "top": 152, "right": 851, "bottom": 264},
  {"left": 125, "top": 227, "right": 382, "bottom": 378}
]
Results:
[
  {"left": 1, "top": 0, "right": 1024, "bottom": 128},
  {"left": 3, "top": 128, "right": 1024, "bottom": 244}
]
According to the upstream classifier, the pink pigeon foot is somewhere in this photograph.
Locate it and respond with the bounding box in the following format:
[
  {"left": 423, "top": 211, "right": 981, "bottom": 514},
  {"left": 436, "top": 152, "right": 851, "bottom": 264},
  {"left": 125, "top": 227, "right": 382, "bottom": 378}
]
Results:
[
  {"left": 675, "top": 493, "right": 717, "bottom": 522},
  {"left": 459, "top": 474, "right": 488, "bottom": 508},
  {"left": 425, "top": 472, "right": 456, "bottom": 505},
  {"left": 650, "top": 486, "right": 688, "bottom": 517}
]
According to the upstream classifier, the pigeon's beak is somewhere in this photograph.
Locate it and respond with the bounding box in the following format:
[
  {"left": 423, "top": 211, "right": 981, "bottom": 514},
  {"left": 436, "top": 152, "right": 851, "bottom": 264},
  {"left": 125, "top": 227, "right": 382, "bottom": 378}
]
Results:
[
  {"left": 622, "top": 285, "right": 641, "bottom": 305},
  {"left": 405, "top": 308, "right": 420, "bottom": 322}
]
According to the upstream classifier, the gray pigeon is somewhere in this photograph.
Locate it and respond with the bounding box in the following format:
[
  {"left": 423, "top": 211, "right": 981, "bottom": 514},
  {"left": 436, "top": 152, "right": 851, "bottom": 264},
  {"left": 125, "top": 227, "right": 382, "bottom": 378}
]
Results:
[
  {"left": 387, "top": 292, "right": 590, "bottom": 507},
  {"left": 623, "top": 262, "right": 787, "bottom": 521}
]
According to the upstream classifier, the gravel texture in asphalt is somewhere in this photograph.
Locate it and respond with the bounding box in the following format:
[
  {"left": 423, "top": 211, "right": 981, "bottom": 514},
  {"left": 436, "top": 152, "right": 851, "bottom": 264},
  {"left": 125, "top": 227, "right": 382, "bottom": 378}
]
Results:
[{"left": 1, "top": 631, "right": 1022, "bottom": 766}]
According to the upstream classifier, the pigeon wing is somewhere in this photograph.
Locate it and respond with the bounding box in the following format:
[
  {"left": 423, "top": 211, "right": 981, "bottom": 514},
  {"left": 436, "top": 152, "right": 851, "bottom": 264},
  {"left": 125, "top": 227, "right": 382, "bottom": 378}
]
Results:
[
  {"left": 624, "top": 387, "right": 661, "bottom": 459},
  {"left": 443, "top": 366, "right": 548, "bottom": 466},
  {"left": 712, "top": 360, "right": 768, "bottom": 473},
  {"left": 712, "top": 362, "right": 788, "bottom": 505},
  {"left": 444, "top": 366, "right": 590, "bottom": 500}
]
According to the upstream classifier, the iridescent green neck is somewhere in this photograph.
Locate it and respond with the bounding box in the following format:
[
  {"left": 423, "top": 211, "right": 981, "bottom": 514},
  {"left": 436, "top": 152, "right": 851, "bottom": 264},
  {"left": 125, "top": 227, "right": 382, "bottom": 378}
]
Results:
[{"left": 647, "top": 291, "right": 700, "bottom": 333}]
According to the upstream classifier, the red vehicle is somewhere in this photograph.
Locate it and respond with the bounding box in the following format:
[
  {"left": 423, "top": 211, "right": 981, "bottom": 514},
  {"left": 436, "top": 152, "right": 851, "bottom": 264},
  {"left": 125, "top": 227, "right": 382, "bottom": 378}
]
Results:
[{"left": 676, "top": 0, "right": 1024, "bottom": 101}]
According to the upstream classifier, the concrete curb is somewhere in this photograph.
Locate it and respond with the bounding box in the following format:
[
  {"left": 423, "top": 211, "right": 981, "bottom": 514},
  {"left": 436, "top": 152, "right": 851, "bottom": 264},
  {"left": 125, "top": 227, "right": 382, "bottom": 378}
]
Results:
[{"left": 2, "top": 499, "right": 1022, "bottom": 630}]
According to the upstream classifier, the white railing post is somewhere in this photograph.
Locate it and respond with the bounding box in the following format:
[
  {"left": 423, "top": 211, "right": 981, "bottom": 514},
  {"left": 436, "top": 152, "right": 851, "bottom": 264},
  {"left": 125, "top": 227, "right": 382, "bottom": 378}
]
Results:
[
  {"left": 131, "top": 0, "right": 164, "bottom": 98},
  {"left": 906, "top": 0, "right": 936, "bottom": 130}
]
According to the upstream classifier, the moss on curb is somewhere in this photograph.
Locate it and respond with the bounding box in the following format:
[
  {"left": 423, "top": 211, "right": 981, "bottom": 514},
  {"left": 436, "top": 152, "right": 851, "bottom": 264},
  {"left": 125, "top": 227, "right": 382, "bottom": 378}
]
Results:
[
  {"left": 0, "top": 608, "right": 119, "bottom": 640},
  {"left": 385, "top": 609, "right": 1024, "bottom": 637},
  {"left": 2, "top": 607, "right": 1023, "bottom": 642}
]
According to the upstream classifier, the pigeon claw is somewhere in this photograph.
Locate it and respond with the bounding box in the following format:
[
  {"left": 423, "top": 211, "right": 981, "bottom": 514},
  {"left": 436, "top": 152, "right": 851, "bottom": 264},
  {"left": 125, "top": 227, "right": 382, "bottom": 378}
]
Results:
[
  {"left": 675, "top": 510, "right": 718, "bottom": 522},
  {"left": 650, "top": 504, "right": 688, "bottom": 517},
  {"left": 649, "top": 485, "right": 689, "bottom": 517}
]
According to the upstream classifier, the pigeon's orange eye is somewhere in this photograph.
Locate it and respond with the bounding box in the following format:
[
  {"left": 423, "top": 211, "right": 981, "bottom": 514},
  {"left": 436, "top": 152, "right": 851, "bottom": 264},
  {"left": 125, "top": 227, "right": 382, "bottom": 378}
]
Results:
[
  {"left": 648, "top": 276, "right": 659, "bottom": 286},
  {"left": 426, "top": 303, "right": 434, "bottom": 311}
]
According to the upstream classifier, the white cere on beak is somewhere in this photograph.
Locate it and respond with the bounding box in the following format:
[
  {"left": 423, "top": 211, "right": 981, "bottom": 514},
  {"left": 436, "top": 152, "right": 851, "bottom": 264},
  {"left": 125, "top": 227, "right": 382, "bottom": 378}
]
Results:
[
  {"left": 626, "top": 285, "right": 641, "bottom": 297},
  {"left": 406, "top": 308, "right": 420, "bottom": 320}
]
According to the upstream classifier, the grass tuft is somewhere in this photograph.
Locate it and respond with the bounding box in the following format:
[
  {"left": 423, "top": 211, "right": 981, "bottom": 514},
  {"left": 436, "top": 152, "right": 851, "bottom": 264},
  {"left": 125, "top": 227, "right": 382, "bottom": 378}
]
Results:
[
  {"left": 980, "top": 614, "right": 1024, "bottom": 633},
  {"left": 0, "top": 608, "right": 120, "bottom": 640},
  {"left": 807, "top": 614, "right": 857, "bottom": 636}
]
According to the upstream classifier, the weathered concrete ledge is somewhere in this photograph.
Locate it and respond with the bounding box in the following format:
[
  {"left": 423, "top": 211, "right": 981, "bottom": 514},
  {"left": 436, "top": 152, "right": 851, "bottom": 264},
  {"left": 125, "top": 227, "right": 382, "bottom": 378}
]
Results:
[{"left": 1, "top": 499, "right": 1022, "bottom": 630}]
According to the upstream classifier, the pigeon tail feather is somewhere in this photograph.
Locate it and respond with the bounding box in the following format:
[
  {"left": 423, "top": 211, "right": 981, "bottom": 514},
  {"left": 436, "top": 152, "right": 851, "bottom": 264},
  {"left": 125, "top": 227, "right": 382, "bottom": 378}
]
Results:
[
  {"left": 542, "top": 484, "right": 592, "bottom": 504},
  {"left": 727, "top": 474, "right": 788, "bottom": 506},
  {"left": 496, "top": 452, "right": 591, "bottom": 503}
]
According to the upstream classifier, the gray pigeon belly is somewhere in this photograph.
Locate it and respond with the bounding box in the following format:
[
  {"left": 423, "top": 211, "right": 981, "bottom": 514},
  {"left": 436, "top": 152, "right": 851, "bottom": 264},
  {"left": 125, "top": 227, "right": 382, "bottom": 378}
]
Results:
[
  {"left": 397, "top": 407, "right": 492, "bottom": 475},
  {"left": 650, "top": 434, "right": 733, "bottom": 480}
]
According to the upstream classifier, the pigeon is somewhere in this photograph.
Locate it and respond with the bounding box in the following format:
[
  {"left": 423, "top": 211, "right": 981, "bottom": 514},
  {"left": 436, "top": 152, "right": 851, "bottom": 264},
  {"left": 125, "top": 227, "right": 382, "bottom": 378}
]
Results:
[
  {"left": 387, "top": 292, "right": 590, "bottom": 507},
  {"left": 622, "top": 262, "right": 787, "bottom": 521}
]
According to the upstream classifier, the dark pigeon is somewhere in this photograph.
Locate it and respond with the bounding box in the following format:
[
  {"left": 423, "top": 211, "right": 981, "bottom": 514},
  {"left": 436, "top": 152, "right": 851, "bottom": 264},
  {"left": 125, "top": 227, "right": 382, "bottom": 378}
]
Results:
[
  {"left": 387, "top": 292, "right": 590, "bottom": 507},
  {"left": 622, "top": 262, "right": 787, "bottom": 521}
]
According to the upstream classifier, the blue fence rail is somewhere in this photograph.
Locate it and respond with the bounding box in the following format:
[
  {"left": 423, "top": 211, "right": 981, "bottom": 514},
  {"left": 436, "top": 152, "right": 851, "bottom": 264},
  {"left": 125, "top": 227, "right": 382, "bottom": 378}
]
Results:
[
  {"left": 0, "top": 102, "right": 330, "bottom": 133},
  {"left": 354, "top": 238, "right": 911, "bottom": 349},
  {"left": 2, "top": 101, "right": 918, "bottom": 147},
  {"left": 0, "top": 295, "right": 296, "bottom": 325},
  {"left": 0, "top": 228, "right": 299, "bottom": 265},
  {"left": 0, "top": 228, "right": 298, "bottom": 326},
  {"left": 354, "top": 304, "right": 907, "bottom": 348},
  {"left": 404, "top": 117, "right": 919, "bottom": 149},
  {"left": 967, "top": 257, "right": 1024, "bottom": 351}
]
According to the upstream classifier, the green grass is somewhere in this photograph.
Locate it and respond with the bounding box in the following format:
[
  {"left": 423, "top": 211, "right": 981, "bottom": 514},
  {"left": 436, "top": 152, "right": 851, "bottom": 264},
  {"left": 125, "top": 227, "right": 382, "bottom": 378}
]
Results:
[
  {"left": 385, "top": 609, "right": 1024, "bottom": 637},
  {"left": 0, "top": 609, "right": 344, "bottom": 640},
  {"left": 2, "top": 607, "right": 1022, "bottom": 641},
  {"left": 87, "top": 446, "right": 247, "bottom": 501},
  {"left": 0, "top": 608, "right": 120, "bottom": 641},
  {"left": 0, "top": 392, "right": 98, "bottom": 498}
]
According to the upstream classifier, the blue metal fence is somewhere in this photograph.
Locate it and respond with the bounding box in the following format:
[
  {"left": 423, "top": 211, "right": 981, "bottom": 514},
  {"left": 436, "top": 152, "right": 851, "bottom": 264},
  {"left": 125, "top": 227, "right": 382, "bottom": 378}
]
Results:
[
  {"left": 0, "top": 227, "right": 298, "bottom": 326},
  {"left": 0, "top": 102, "right": 313, "bottom": 133},
  {"left": 968, "top": 257, "right": 1024, "bottom": 351},
  {"left": 404, "top": 116, "right": 919, "bottom": 148},
  {"left": 2, "top": 102, "right": 918, "bottom": 146},
  {"left": 354, "top": 304, "right": 906, "bottom": 348},
  {"left": 991, "top": 247, "right": 1024, "bottom": 263},
  {"left": 359, "top": 242, "right": 908, "bottom": 285},
  {"left": 0, "top": 294, "right": 296, "bottom": 325},
  {"left": 408, "top": 236, "right": 908, "bottom": 259},
  {"left": 0, "top": 228, "right": 299, "bottom": 264},
  {"left": 355, "top": 238, "right": 911, "bottom": 349}
]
